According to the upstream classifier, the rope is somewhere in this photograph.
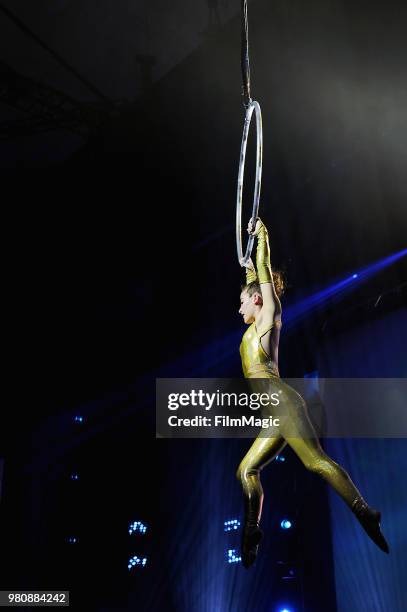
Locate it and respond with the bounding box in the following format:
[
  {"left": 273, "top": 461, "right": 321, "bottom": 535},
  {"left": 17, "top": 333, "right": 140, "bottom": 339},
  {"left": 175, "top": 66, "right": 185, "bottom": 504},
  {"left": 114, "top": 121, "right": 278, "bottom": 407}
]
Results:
[{"left": 241, "top": 0, "right": 251, "bottom": 108}]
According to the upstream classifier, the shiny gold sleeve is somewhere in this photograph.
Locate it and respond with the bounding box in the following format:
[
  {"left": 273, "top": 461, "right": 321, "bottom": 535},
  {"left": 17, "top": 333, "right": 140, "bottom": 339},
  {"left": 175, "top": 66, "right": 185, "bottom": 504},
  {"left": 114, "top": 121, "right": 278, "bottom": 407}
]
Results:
[
  {"left": 256, "top": 223, "right": 272, "bottom": 284},
  {"left": 245, "top": 264, "right": 258, "bottom": 285}
]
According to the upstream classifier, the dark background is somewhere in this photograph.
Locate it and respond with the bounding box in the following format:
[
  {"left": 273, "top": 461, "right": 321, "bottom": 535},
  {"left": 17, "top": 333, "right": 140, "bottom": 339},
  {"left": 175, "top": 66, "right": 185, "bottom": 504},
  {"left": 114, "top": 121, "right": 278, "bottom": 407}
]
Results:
[{"left": 1, "top": 1, "right": 406, "bottom": 610}]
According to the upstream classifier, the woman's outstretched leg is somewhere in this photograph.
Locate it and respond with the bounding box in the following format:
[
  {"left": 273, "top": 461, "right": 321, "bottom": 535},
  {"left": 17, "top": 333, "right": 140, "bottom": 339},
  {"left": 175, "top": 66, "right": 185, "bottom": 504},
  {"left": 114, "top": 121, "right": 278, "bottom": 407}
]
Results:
[
  {"left": 236, "top": 431, "right": 286, "bottom": 567},
  {"left": 275, "top": 378, "right": 389, "bottom": 553}
]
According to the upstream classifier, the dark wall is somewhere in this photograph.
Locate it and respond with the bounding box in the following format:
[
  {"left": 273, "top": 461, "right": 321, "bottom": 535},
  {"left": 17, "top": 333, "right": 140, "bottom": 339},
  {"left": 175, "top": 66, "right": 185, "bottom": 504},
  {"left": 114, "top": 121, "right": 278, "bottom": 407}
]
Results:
[
  {"left": 319, "top": 308, "right": 407, "bottom": 611},
  {"left": 1, "top": 2, "right": 406, "bottom": 610}
]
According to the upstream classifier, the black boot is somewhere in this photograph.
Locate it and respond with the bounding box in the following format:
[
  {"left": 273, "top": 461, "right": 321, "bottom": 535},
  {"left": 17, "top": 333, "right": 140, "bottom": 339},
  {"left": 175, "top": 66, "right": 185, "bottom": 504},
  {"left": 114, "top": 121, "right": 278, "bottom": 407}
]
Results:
[
  {"left": 241, "top": 524, "right": 263, "bottom": 568},
  {"left": 241, "top": 488, "right": 264, "bottom": 568},
  {"left": 352, "top": 498, "right": 390, "bottom": 554}
]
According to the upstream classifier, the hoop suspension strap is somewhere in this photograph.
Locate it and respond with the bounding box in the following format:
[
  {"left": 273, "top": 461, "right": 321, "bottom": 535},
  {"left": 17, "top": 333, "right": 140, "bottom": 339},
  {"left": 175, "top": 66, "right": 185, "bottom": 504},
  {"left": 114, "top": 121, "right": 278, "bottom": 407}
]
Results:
[{"left": 241, "top": 0, "right": 251, "bottom": 108}]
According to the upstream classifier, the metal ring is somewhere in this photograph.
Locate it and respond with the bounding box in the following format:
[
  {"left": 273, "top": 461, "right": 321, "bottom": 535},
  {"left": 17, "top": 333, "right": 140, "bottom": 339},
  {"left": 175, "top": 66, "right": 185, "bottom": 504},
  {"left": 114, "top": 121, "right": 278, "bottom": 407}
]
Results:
[{"left": 236, "top": 99, "right": 263, "bottom": 266}]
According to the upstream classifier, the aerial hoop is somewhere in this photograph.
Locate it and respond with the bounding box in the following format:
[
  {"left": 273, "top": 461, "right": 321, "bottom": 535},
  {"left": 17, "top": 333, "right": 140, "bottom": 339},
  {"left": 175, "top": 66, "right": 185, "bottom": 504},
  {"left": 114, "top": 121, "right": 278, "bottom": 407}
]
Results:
[{"left": 236, "top": 99, "right": 263, "bottom": 266}]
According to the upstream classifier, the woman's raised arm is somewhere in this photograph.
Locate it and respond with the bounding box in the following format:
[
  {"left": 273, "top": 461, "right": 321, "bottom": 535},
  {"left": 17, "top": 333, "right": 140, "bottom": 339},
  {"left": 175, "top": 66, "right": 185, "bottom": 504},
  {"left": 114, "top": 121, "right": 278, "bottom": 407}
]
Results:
[{"left": 250, "top": 218, "right": 281, "bottom": 319}]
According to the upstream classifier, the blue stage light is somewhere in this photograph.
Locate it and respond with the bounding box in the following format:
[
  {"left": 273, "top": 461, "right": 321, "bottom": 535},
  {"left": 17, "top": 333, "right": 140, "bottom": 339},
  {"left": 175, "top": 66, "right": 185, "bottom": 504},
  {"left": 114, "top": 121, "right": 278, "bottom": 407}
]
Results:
[
  {"left": 275, "top": 455, "right": 285, "bottom": 462},
  {"left": 128, "top": 556, "right": 147, "bottom": 570},
  {"left": 283, "top": 248, "right": 407, "bottom": 329},
  {"left": 70, "top": 473, "right": 79, "bottom": 480},
  {"left": 282, "top": 568, "right": 296, "bottom": 580},
  {"left": 73, "top": 416, "right": 83, "bottom": 423},
  {"left": 280, "top": 519, "right": 292, "bottom": 530},
  {"left": 279, "top": 608, "right": 292, "bottom": 612},
  {"left": 129, "top": 520, "right": 147, "bottom": 535},
  {"left": 226, "top": 549, "right": 242, "bottom": 564},
  {"left": 67, "top": 537, "right": 78, "bottom": 544},
  {"left": 224, "top": 518, "right": 241, "bottom": 532}
]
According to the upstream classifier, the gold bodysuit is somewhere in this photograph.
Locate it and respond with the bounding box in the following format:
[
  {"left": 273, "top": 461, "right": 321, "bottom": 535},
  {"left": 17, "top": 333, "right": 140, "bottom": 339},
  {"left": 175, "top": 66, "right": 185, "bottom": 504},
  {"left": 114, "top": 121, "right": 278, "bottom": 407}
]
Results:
[
  {"left": 239, "top": 321, "right": 281, "bottom": 379},
  {"left": 237, "top": 222, "right": 365, "bottom": 550}
]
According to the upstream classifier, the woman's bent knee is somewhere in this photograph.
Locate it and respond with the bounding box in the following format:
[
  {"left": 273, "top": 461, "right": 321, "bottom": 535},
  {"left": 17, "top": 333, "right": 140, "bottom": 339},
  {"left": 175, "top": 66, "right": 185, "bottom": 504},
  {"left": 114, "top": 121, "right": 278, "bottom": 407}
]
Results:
[{"left": 236, "top": 463, "right": 259, "bottom": 482}]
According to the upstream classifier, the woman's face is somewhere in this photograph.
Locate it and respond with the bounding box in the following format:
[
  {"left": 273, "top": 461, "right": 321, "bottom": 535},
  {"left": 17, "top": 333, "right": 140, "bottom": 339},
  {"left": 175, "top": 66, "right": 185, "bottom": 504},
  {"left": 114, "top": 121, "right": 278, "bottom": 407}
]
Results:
[{"left": 239, "top": 290, "right": 256, "bottom": 324}]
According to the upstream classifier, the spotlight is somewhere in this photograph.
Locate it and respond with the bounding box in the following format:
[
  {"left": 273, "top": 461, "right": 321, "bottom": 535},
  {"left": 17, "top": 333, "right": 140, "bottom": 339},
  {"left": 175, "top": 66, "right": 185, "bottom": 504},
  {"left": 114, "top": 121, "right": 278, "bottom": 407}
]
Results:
[
  {"left": 276, "top": 561, "right": 297, "bottom": 581},
  {"left": 70, "top": 473, "right": 79, "bottom": 480},
  {"left": 129, "top": 520, "right": 147, "bottom": 535},
  {"left": 282, "top": 568, "right": 296, "bottom": 580},
  {"left": 224, "top": 518, "right": 241, "bottom": 532},
  {"left": 283, "top": 247, "right": 407, "bottom": 329},
  {"left": 128, "top": 556, "right": 147, "bottom": 570},
  {"left": 226, "top": 549, "right": 241, "bottom": 564},
  {"left": 73, "top": 416, "right": 83, "bottom": 423},
  {"left": 67, "top": 537, "right": 78, "bottom": 544},
  {"left": 280, "top": 519, "right": 292, "bottom": 530},
  {"left": 278, "top": 608, "right": 293, "bottom": 612}
]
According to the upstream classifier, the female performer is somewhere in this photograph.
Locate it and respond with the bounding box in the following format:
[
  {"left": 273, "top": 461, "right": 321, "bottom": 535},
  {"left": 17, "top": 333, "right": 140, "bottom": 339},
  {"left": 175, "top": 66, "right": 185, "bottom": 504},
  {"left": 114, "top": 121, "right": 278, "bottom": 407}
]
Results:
[{"left": 237, "top": 217, "right": 389, "bottom": 568}]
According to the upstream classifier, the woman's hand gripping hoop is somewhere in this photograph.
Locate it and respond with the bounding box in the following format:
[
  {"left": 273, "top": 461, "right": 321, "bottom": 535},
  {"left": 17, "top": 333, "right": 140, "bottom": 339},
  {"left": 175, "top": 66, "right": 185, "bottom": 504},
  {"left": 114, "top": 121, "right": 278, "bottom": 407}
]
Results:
[{"left": 236, "top": 100, "right": 263, "bottom": 267}]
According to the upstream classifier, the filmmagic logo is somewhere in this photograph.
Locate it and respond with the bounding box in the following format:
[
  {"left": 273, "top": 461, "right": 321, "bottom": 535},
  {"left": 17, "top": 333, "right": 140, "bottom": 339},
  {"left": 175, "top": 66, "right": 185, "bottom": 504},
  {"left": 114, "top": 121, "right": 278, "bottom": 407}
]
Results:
[
  {"left": 168, "top": 414, "right": 280, "bottom": 428},
  {"left": 167, "top": 389, "right": 281, "bottom": 411}
]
